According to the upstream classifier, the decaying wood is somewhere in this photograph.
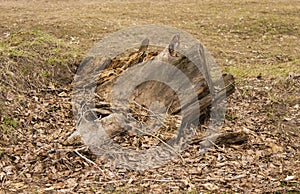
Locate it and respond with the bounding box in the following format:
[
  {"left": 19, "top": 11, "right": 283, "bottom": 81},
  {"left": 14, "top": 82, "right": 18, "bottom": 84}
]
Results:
[
  {"left": 68, "top": 35, "right": 240, "bottom": 170},
  {"left": 73, "top": 34, "right": 236, "bottom": 149},
  {"left": 191, "top": 130, "right": 249, "bottom": 148}
]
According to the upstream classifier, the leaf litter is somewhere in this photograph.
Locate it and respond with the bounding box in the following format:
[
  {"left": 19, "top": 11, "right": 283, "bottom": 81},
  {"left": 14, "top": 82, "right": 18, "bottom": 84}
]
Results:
[{"left": 0, "top": 0, "right": 299, "bottom": 193}]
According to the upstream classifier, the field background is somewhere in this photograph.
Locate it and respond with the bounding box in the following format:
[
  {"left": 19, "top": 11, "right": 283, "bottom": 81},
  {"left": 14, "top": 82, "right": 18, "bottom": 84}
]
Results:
[{"left": 0, "top": 0, "right": 299, "bottom": 193}]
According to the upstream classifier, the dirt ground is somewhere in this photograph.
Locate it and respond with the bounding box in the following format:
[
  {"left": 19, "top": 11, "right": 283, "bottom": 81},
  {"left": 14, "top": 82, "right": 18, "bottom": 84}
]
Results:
[{"left": 0, "top": 0, "right": 299, "bottom": 193}]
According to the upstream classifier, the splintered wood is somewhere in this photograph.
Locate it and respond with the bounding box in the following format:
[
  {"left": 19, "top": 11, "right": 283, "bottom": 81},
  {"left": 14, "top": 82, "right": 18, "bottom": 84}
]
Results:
[{"left": 72, "top": 35, "right": 237, "bottom": 169}]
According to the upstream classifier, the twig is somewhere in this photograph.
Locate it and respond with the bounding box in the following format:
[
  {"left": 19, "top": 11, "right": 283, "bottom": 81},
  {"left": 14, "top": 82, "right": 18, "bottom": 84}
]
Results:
[
  {"left": 133, "top": 123, "right": 185, "bottom": 164},
  {"left": 207, "top": 139, "right": 226, "bottom": 153},
  {"left": 133, "top": 101, "right": 168, "bottom": 128},
  {"left": 142, "top": 178, "right": 185, "bottom": 182},
  {"left": 130, "top": 101, "right": 185, "bottom": 163},
  {"left": 74, "top": 149, "right": 105, "bottom": 176},
  {"left": 214, "top": 80, "right": 235, "bottom": 93},
  {"left": 227, "top": 174, "right": 247, "bottom": 181},
  {"left": 166, "top": 99, "right": 174, "bottom": 114},
  {"left": 131, "top": 111, "right": 163, "bottom": 119},
  {"left": 109, "top": 165, "right": 126, "bottom": 180},
  {"left": 195, "top": 174, "right": 247, "bottom": 182},
  {"left": 84, "top": 179, "right": 127, "bottom": 185},
  {"left": 38, "top": 87, "right": 69, "bottom": 93},
  {"left": 46, "top": 146, "right": 86, "bottom": 153}
]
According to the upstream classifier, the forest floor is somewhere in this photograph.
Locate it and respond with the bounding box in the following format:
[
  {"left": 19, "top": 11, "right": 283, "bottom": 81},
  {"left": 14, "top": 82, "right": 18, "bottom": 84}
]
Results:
[{"left": 0, "top": 0, "right": 299, "bottom": 193}]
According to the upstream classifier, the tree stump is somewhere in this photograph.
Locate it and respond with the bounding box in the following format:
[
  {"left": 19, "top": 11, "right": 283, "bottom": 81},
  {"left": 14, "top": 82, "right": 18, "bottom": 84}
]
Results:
[{"left": 71, "top": 35, "right": 236, "bottom": 169}]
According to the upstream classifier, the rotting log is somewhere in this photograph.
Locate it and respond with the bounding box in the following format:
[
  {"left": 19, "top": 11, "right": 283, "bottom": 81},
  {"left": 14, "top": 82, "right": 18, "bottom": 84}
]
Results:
[{"left": 72, "top": 35, "right": 236, "bottom": 146}]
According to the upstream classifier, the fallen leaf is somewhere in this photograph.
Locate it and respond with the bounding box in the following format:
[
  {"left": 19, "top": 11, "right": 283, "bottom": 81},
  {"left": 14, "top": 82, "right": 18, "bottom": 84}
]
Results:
[
  {"left": 267, "top": 143, "right": 284, "bottom": 153},
  {"left": 285, "top": 175, "right": 295, "bottom": 181},
  {"left": 202, "top": 183, "right": 219, "bottom": 190}
]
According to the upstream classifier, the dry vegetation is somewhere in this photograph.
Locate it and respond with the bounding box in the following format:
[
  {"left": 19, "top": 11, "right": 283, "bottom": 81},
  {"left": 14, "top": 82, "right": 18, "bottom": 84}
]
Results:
[{"left": 0, "top": 0, "right": 299, "bottom": 193}]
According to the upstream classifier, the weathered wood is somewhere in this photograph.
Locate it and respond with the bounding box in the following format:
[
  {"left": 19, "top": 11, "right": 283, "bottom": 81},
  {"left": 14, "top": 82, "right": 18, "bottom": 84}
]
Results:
[
  {"left": 74, "top": 35, "right": 235, "bottom": 140},
  {"left": 191, "top": 131, "right": 248, "bottom": 148}
]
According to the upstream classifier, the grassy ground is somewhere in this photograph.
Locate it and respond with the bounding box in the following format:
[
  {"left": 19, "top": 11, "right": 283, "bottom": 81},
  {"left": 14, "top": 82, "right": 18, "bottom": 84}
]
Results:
[{"left": 0, "top": 0, "right": 299, "bottom": 193}]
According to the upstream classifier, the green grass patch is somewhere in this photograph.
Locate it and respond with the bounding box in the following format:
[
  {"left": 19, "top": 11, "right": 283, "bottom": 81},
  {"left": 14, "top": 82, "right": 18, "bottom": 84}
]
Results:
[
  {"left": 225, "top": 62, "right": 300, "bottom": 80},
  {"left": 1, "top": 116, "right": 18, "bottom": 132},
  {"left": 1, "top": 30, "right": 82, "bottom": 89}
]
